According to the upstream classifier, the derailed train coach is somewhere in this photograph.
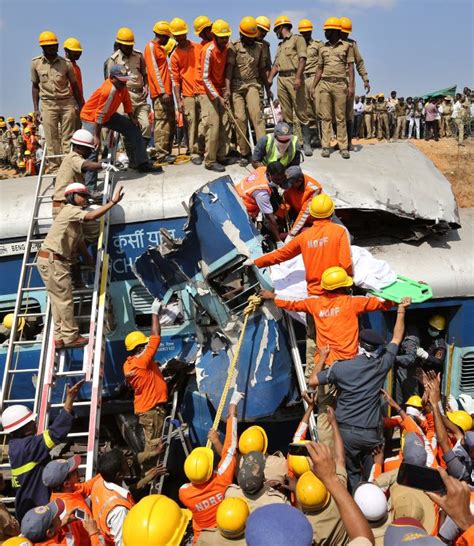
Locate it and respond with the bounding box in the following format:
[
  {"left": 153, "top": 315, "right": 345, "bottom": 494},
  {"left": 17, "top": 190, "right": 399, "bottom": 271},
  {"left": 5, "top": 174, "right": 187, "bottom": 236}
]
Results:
[{"left": 0, "top": 142, "right": 472, "bottom": 447}]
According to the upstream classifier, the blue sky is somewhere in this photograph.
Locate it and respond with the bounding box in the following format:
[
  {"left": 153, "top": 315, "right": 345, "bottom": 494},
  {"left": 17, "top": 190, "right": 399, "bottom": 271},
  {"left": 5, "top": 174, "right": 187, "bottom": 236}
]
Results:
[{"left": 0, "top": 0, "right": 472, "bottom": 118}]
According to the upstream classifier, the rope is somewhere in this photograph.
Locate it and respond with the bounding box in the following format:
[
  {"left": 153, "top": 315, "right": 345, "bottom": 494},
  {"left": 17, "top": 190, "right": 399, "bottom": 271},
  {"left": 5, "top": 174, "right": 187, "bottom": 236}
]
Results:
[
  {"left": 206, "top": 294, "right": 262, "bottom": 448},
  {"left": 224, "top": 103, "right": 254, "bottom": 152}
]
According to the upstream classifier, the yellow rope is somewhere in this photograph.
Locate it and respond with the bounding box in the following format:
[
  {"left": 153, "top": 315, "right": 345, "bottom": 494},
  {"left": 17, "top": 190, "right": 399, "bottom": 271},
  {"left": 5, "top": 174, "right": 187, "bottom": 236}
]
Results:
[{"left": 206, "top": 295, "right": 262, "bottom": 448}]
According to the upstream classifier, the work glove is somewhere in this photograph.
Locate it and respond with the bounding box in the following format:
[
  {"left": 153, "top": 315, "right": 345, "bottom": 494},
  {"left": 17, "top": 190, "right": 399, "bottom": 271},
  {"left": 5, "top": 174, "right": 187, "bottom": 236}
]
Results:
[
  {"left": 229, "top": 390, "right": 245, "bottom": 406},
  {"left": 151, "top": 298, "right": 162, "bottom": 315},
  {"left": 101, "top": 161, "right": 120, "bottom": 173},
  {"left": 447, "top": 394, "right": 459, "bottom": 412},
  {"left": 416, "top": 347, "right": 429, "bottom": 360},
  {"left": 242, "top": 258, "right": 254, "bottom": 267},
  {"left": 459, "top": 393, "right": 474, "bottom": 414}
]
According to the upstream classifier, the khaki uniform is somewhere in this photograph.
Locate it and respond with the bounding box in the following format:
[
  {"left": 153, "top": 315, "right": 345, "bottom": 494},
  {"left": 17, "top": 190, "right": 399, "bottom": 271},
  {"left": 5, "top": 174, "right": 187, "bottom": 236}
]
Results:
[
  {"left": 0, "top": 130, "right": 10, "bottom": 165},
  {"left": 261, "top": 39, "right": 272, "bottom": 75},
  {"left": 31, "top": 55, "right": 78, "bottom": 161},
  {"left": 317, "top": 40, "right": 354, "bottom": 150},
  {"left": 440, "top": 102, "right": 452, "bottom": 136},
  {"left": 225, "top": 483, "right": 288, "bottom": 512},
  {"left": 364, "top": 102, "right": 375, "bottom": 138},
  {"left": 138, "top": 406, "right": 167, "bottom": 471},
  {"left": 305, "top": 467, "right": 349, "bottom": 546},
  {"left": 344, "top": 39, "right": 369, "bottom": 124},
  {"left": 394, "top": 102, "right": 407, "bottom": 139},
  {"left": 53, "top": 151, "right": 85, "bottom": 208},
  {"left": 105, "top": 49, "right": 151, "bottom": 139},
  {"left": 375, "top": 101, "right": 390, "bottom": 140},
  {"left": 37, "top": 204, "right": 88, "bottom": 344},
  {"left": 228, "top": 40, "right": 266, "bottom": 157},
  {"left": 304, "top": 39, "right": 323, "bottom": 130},
  {"left": 197, "top": 528, "right": 246, "bottom": 546},
  {"left": 10, "top": 132, "right": 23, "bottom": 167},
  {"left": 275, "top": 33, "right": 309, "bottom": 126},
  {"left": 264, "top": 452, "right": 288, "bottom": 483}
]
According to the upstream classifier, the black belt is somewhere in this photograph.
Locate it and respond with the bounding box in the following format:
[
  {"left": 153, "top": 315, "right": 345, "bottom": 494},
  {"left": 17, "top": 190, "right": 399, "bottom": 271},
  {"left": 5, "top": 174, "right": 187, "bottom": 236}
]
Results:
[
  {"left": 279, "top": 70, "right": 296, "bottom": 77},
  {"left": 321, "top": 76, "right": 347, "bottom": 83}
]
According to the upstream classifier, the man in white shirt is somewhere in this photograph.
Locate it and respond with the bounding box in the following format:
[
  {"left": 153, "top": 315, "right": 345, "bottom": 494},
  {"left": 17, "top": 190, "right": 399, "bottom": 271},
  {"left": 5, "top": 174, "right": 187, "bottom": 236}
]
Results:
[
  {"left": 353, "top": 96, "right": 364, "bottom": 139},
  {"left": 452, "top": 96, "right": 465, "bottom": 145}
]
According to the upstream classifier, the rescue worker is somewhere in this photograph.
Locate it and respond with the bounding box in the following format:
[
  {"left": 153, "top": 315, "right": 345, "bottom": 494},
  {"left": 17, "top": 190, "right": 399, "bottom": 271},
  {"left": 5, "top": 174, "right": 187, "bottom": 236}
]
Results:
[
  {"left": 10, "top": 126, "right": 22, "bottom": 170},
  {"left": 105, "top": 28, "right": 151, "bottom": 145},
  {"left": 225, "top": 451, "right": 288, "bottom": 511},
  {"left": 198, "top": 498, "right": 249, "bottom": 545},
  {"left": 310, "top": 18, "right": 355, "bottom": 159},
  {"left": 37, "top": 183, "right": 124, "bottom": 348},
  {"left": 200, "top": 19, "right": 235, "bottom": 173},
  {"left": 394, "top": 327, "right": 421, "bottom": 404},
  {"left": 63, "top": 37, "right": 85, "bottom": 117},
  {"left": 81, "top": 65, "right": 160, "bottom": 174},
  {"left": 0, "top": 121, "right": 9, "bottom": 168},
  {"left": 394, "top": 97, "right": 408, "bottom": 140},
  {"left": 251, "top": 121, "right": 301, "bottom": 169},
  {"left": 123, "top": 299, "right": 168, "bottom": 471},
  {"left": 0, "top": 381, "right": 83, "bottom": 521},
  {"left": 122, "top": 494, "right": 192, "bottom": 546},
  {"left": 193, "top": 16, "right": 213, "bottom": 157},
  {"left": 144, "top": 21, "right": 176, "bottom": 164},
  {"left": 440, "top": 97, "right": 453, "bottom": 137},
  {"left": 23, "top": 126, "right": 39, "bottom": 155},
  {"left": 31, "top": 31, "right": 83, "bottom": 164},
  {"left": 170, "top": 18, "right": 203, "bottom": 165},
  {"left": 269, "top": 16, "right": 313, "bottom": 157},
  {"left": 416, "top": 314, "right": 447, "bottom": 373},
  {"left": 298, "top": 19, "right": 322, "bottom": 148},
  {"left": 375, "top": 93, "right": 390, "bottom": 140},
  {"left": 340, "top": 17, "right": 370, "bottom": 149},
  {"left": 179, "top": 390, "right": 243, "bottom": 543},
  {"left": 23, "top": 150, "right": 36, "bottom": 176},
  {"left": 91, "top": 448, "right": 135, "bottom": 545},
  {"left": 7, "top": 116, "right": 16, "bottom": 130},
  {"left": 283, "top": 165, "right": 323, "bottom": 239},
  {"left": 235, "top": 161, "right": 287, "bottom": 244},
  {"left": 225, "top": 17, "right": 268, "bottom": 166},
  {"left": 255, "top": 17, "right": 272, "bottom": 84},
  {"left": 19, "top": 117, "right": 29, "bottom": 136},
  {"left": 308, "top": 298, "right": 411, "bottom": 490}
]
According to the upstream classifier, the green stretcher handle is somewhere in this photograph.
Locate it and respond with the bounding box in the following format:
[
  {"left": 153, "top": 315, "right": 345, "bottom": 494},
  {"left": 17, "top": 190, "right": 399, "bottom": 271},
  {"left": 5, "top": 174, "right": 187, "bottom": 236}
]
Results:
[{"left": 368, "top": 275, "right": 433, "bottom": 304}]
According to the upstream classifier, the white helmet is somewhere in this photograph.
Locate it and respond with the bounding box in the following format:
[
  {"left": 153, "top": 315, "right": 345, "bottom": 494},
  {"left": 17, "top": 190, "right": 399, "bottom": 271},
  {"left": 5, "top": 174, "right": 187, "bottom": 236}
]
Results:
[
  {"left": 1, "top": 404, "right": 36, "bottom": 434},
  {"left": 64, "top": 182, "right": 90, "bottom": 196},
  {"left": 71, "top": 129, "right": 95, "bottom": 148},
  {"left": 353, "top": 483, "right": 388, "bottom": 522}
]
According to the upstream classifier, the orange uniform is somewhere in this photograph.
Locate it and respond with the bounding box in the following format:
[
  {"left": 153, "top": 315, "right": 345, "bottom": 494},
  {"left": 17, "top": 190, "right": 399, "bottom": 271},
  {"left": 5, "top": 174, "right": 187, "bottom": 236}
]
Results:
[
  {"left": 170, "top": 41, "right": 200, "bottom": 98},
  {"left": 144, "top": 40, "right": 172, "bottom": 98},
  {"left": 25, "top": 156, "right": 37, "bottom": 176},
  {"left": 201, "top": 40, "right": 228, "bottom": 99},
  {"left": 284, "top": 175, "right": 323, "bottom": 237},
  {"left": 194, "top": 39, "right": 211, "bottom": 95},
  {"left": 24, "top": 133, "right": 39, "bottom": 153},
  {"left": 235, "top": 167, "right": 271, "bottom": 219},
  {"left": 275, "top": 293, "right": 394, "bottom": 365},
  {"left": 255, "top": 219, "right": 352, "bottom": 296},
  {"left": 80, "top": 79, "right": 132, "bottom": 125},
  {"left": 179, "top": 415, "right": 238, "bottom": 543},
  {"left": 123, "top": 335, "right": 168, "bottom": 414},
  {"left": 71, "top": 62, "right": 84, "bottom": 100},
  {"left": 456, "top": 526, "right": 474, "bottom": 546}
]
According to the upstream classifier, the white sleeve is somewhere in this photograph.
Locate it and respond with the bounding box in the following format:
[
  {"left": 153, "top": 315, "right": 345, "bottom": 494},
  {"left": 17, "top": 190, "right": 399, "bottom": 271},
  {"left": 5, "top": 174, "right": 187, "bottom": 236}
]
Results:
[
  {"left": 253, "top": 190, "right": 273, "bottom": 214},
  {"left": 106, "top": 506, "right": 129, "bottom": 546}
]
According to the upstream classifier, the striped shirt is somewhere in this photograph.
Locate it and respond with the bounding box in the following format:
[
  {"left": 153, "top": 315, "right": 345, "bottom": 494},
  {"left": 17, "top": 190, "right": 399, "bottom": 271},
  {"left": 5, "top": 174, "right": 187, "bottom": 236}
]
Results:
[{"left": 80, "top": 78, "right": 132, "bottom": 125}]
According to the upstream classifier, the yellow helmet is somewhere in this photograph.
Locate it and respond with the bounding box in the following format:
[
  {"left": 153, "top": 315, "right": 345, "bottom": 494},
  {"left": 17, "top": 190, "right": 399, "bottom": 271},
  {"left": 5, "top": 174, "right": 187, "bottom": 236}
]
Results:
[
  {"left": 170, "top": 17, "right": 188, "bottom": 36},
  {"left": 24, "top": 150, "right": 31, "bottom": 155},
  {"left": 340, "top": 17, "right": 353, "bottom": 33},
  {"left": 3, "top": 538, "right": 33, "bottom": 546},
  {"left": 153, "top": 21, "right": 172, "bottom": 37},
  {"left": 296, "top": 471, "right": 330, "bottom": 511},
  {"left": 288, "top": 441, "right": 311, "bottom": 476},
  {"left": 323, "top": 17, "right": 341, "bottom": 30},
  {"left": 18, "top": 161, "right": 26, "bottom": 168},
  {"left": 7, "top": 117, "right": 14, "bottom": 122},
  {"left": 184, "top": 447, "right": 214, "bottom": 484},
  {"left": 28, "top": 112, "right": 34, "bottom": 117},
  {"left": 321, "top": 267, "right": 353, "bottom": 291},
  {"left": 0, "top": 121, "right": 6, "bottom": 128},
  {"left": 309, "top": 194, "right": 335, "bottom": 218},
  {"left": 116, "top": 27, "right": 135, "bottom": 45},
  {"left": 39, "top": 31, "right": 58, "bottom": 46},
  {"left": 406, "top": 395, "right": 423, "bottom": 408},
  {"left": 239, "top": 16, "right": 258, "bottom": 38},
  {"left": 24, "top": 128, "right": 31, "bottom": 135},
  {"left": 123, "top": 494, "right": 191, "bottom": 546},
  {"left": 429, "top": 314, "right": 446, "bottom": 331},
  {"left": 20, "top": 117, "right": 27, "bottom": 124},
  {"left": 274, "top": 15, "right": 292, "bottom": 30},
  {"left": 3, "top": 314, "right": 25, "bottom": 331},
  {"left": 124, "top": 331, "right": 149, "bottom": 351},
  {"left": 256, "top": 16, "right": 271, "bottom": 32},
  {"left": 216, "top": 498, "right": 250, "bottom": 539},
  {"left": 377, "top": 93, "right": 385, "bottom": 98},
  {"left": 194, "top": 15, "right": 212, "bottom": 36},
  {"left": 63, "top": 37, "right": 83, "bottom": 52},
  {"left": 163, "top": 38, "right": 177, "bottom": 56},
  {"left": 12, "top": 126, "right": 20, "bottom": 132},
  {"left": 298, "top": 19, "right": 313, "bottom": 33},
  {"left": 212, "top": 19, "right": 232, "bottom": 38},
  {"left": 447, "top": 411, "right": 472, "bottom": 433},
  {"left": 238, "top": 426, "right": 268, "bottom": 455}
]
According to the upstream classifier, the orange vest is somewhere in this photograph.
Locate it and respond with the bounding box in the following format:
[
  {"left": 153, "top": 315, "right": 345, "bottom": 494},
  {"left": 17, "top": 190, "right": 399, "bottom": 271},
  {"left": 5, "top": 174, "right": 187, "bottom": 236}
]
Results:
[
  {"left": 91, "top": 477, "right": 135, "bottom": 546},
  {"left": 235, "top": 167, "right": 271, "bottom": 219}
]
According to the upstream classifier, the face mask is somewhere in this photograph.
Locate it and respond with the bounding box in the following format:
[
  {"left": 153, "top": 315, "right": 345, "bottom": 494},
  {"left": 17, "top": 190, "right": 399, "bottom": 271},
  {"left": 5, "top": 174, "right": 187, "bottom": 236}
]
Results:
[
  {"left": 358, "top": 346, "right": 382, "bottom": 358},
  {"left": 276, "top": 140, "right": 290, "bottom": 155},
  {"left": 428, "top": 327, "right": 439, "bottom": 338},
  {"left": 406, "top": 406, "right": 422, "bottom": 420}
]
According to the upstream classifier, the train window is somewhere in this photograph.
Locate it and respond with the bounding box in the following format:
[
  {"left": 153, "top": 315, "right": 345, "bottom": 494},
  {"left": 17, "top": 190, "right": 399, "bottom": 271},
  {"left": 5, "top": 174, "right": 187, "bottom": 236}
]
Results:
[
  {"left": 459, "top": 351, "right": 474, "bottom": 395},
  {"left": 129, "top": 285, "right": 184, "bottom": 328},
  {"left": 0, "top": 298, "right": 43, "bottom": 342}
]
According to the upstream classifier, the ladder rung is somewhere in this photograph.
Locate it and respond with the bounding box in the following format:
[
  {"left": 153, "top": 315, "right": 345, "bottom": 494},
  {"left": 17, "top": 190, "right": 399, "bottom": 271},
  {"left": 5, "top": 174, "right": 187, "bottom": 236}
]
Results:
[
  {"left": 25, "top": 262, "right": 38, "bottom": 267},
  {"left": 67, "top": 432, "right": 89, "bottom": 438},
  {"left": 39, "top": 174, "right": 57, "bottom": 179},
  {"left": 30, "top": 238, "right": 45, "bottom": 243},
  {"left": 22, "top": 287, "right": 47, "bottom": 292},
  {"left": 3, "top": 398, "right": 35, "bottom": 403},
  {"left": 8, "top": 368, "right": 40, "bottom": 374},
  {"left": 37, "top": 194, "right": 54, "bottom": 200},
  {"left": 33, "top": 217, "right": 53, "bottom": 221},
  {"left": 12, "top": 339, "right": 42, "bottom": 345},
  {"left": 53, "top": 371, "right": 87, "bottom": 378},
  {"left": 17, "top": 312, "right": 46, "bottom": 317},
  {"left": 46, "top": 154, "right": 66, "bottom": 159}
]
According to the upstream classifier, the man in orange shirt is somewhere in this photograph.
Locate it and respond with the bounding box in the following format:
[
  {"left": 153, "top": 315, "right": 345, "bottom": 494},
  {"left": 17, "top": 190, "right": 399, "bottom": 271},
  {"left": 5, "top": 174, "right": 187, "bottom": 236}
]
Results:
[
  {"left": 123, "top": 299, "right": 168, "bottom": 471},
  {"left": 81, "top": 64, "right": 159, "bottom": 175},
  {"left": 64, "top": 37, "right": 85, "bottom": 129},
  {"left": 283, "top": 166, "right": 324, "bottom": 239},
  {"left": 201, "top": 19, "right": 235, "bottom": 173},
  {"left": 179, "top": 391, "right": 243, "bottom": 543},
  {"left": 170, "top": 18, "right": 203, "bottom": 165},
  {"left": 144, "top": 21, "right": 176, "bottom": 164}
]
